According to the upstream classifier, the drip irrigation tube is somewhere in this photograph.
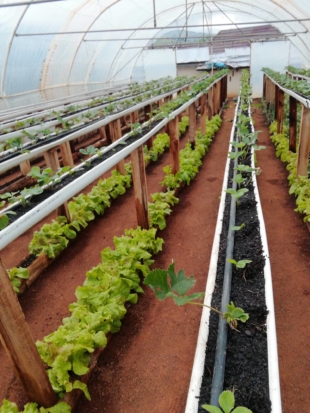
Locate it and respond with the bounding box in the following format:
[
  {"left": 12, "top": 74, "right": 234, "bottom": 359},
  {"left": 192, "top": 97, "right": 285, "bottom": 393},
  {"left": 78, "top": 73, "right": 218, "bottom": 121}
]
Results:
[{"left": 185, "top": 95, "right": 240, "bottom": 413}]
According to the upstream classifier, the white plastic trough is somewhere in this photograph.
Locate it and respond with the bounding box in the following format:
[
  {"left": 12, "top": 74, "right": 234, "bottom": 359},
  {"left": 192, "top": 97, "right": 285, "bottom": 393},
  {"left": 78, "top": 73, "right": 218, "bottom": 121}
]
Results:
[{"left": 185, "top": 98, "right": 282, "bottom": 413}]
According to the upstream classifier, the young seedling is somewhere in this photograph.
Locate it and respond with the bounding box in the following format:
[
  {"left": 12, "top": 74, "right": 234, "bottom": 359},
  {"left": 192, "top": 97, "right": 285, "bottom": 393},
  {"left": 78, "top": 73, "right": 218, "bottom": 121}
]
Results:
[
  {"left": 128, "top": 122, "right": 141, "bottom": 136},
  {"left": 0, "top": 211, "right": 16, "bottom": 230},
  {"left": 230, "top": 223, "right": 245, "bottom": 231},
  {"left": 232, "top": 174, "right": 245, "bottom": 188},
  {"left": 228, "top": 151, "right": 245, "bottom": 160},
  {"left": 79, "top": 145, "right": 98, "bottom": 166},
  {"left": 225, "top": 188, "right": 248, "bottom": 206},
  {"left": 144, "top": 262, "right": 249, "bottom": 329},
  {"left": 227, "top": 259, "right": 252, "bottom": 269},
  {"left": 202, "top": 389, "right": 252, "bottom": 413}
]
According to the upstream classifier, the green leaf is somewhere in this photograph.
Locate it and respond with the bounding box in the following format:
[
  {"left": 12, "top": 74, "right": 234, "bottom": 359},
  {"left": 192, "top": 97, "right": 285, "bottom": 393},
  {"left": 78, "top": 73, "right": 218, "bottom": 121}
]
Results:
[
  {"left": 201, "top": 405, "right": 223, "bottom": 413},
  {"left": 41, "top": 402, "right": 72, "bottom": 413},
  {"left": 72, "top": 380, "right": 91, "bottom": 400},
  {"left": 23, "top": 402, "right": 40, "bottom": 413},
  {"left": 143, "top": 269, "right": 170, "bottom": 300},
  {"left": 236, "top": 260, "right": 252, "bottom": 269},
  {"left": 0, "top": 400, "right": 19, "bottom": 413},
  {"left": 232, "top": 407, "right": 252, "bottom": 413},
  {"left": 0, "top": 215, "right": 9, "bottom": 230},
  {"left": 227, "top": 258, "right": 237, "bottom": 266},
  {"left": 219, "top": 390, "right": 235, "bottom": 413}
]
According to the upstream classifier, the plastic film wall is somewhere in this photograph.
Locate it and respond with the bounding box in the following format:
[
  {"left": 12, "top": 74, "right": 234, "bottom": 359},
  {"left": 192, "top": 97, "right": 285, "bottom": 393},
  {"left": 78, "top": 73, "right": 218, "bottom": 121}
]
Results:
[{"left": 1, "top": 0, "right": 310, "bottom": 106}]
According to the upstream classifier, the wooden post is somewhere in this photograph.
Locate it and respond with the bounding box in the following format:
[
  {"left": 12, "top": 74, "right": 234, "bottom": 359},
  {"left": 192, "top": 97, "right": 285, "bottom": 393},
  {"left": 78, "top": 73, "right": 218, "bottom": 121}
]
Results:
[
  {"left": 263, "top": 74, "right": 266, "bottom": 100},
  {"left": 20, "top": 160, "right": 31, "bottom": 176},
  {"left": 144, "top": 104, "right": 152, "bottom": 121},
  {"left": 274, "top": 85, "right": 279, "bottom": 121},
  {"left": 109, "top": 119, "right": 126, "bottom": 175},
  {"left": 297, "top": 106, "right": 310, "bottom": 176},
  {"left": 99, "top": 126, "right": 107, "bottom": 141},
  {"left": 189, "top": 103, "right": 196, "bottom": 147},
  {"left": 57, "top": 201, "right": 70, "bottom": 221},
  {"left": 207, "top": 90, "right": 213, "bottom": 120},
  {"left": 131, "top": 110, "right": 139, "bottom": 124},
  {"left": 130, "top": 145, "right": 149, "bottom": 229},
  {"left": 200, "top": 94, "right": 207, "bottom": 135},
  {"left": 0, "top": 258, "right": 57, "bottom": 407},
  {"left": 60, "top": 142, "right": 74, "bottom": 168},
  {"left": 289, "top": 96, "right": 297, "bottom": 152},
  {"left": 167, "top": 117, "right": 180, "bottom": 174},
  {"left": 44, "top": 149, "right": 60, "bottom": 171},
  {"left": 277, "top": 88, "right": 285, "bottom": 134}
]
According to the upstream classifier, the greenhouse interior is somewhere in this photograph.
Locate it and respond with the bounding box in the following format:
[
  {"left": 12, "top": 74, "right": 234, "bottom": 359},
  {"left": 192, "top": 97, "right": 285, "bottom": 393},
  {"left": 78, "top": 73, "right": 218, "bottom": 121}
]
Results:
[{"left": 0, "top": 1, "right": 310, "bottom": 412}]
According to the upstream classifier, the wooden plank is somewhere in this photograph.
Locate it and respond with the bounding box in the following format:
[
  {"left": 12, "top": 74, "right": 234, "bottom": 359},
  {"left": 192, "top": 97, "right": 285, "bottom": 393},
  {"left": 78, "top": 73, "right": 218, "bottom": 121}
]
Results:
[
  {"left": 167, "top": 118, "right": 180, "bottom": 174},
  {"left": 19, "top": 160, "right": 31, "bottom": 176},
  {"left": 263, "top": 74, "right": 266, "bottom": 100},
  {"left": 18, "top": 253, "right": 52, "bottom": 295},
  {"left": 99, "top": 126, "right": 107, "bottom": 140},
  {"left": 60, "top": 141, "right": 74, "bottom": 168},
  {"left": 207, "top": 90, "right": 213, "bottom": 120},
  {"left": 0, "top": 258, "right": 57, "bottom": 407},
  {"left": 110, "top": 119, "right": 126, "bottom": 175},
  {"left": 144, "top": 104, "right": 152, "bottom": 121},
  {"left": 130, "top": 145, "right": 149, "bottom": 229},
  {"left": 297, "top": 106, "right": 310, "bottom": 176},
  {"left": 130, "top": 110, "right": 139, "bottom": 124},
  {"left": 274, "top": 85, "right": 279, "bottom": 121},
  {"left": 189, "top": 102, "right": 196, "bottom": 147},
  {"left": 289, "top": 96, "right": 297, "bottom": 152},
  {"left": 44, "top": 148, "right": 60, "bottom": 172},
  {"left": 277, "top": 88, "right": 285, "bottom": 134},
  {"left": 200, "top": 94, "right": 207, "bottom": 135},
  {"left": 57, "top": 201, "right": 70, "bottom": 221}
]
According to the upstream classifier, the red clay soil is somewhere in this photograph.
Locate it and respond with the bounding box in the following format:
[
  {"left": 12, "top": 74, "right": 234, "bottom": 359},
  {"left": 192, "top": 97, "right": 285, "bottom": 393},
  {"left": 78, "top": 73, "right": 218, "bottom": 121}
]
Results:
[
  {"left": 253, "top": 104, "right": 310, "bottom": 413},
  {"left": 0, "top": 101, "right": 309, "bottom": 413}
]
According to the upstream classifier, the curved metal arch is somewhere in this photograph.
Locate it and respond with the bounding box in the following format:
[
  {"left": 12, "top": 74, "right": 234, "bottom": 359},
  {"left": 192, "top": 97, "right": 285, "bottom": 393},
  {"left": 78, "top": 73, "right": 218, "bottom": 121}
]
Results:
[
  {"left": 67, "top": 0, "right": 120, "bottom": 85},
  {"left": 1, "top": 4, "right": 30, "bottom": 97},
  {"left": 216, "top": 0, "right": 310, "bottom": 60},
  {"left": 85, "top": 1, "right": 198, "bottom": 85}
]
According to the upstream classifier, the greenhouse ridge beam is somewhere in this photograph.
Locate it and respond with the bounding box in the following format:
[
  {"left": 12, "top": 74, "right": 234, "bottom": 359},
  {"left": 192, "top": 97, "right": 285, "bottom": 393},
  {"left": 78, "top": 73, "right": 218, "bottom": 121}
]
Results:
[
  {"left": 15, "top": 19, "right": 310, "bottom": 36},
  {"left": 0, "top": 0, "right": 67, "bottom": 7}
]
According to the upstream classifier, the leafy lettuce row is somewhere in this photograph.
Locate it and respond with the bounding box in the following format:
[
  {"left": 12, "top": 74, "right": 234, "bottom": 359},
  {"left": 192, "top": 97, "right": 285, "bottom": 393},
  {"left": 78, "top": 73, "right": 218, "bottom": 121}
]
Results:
[
  {"left": 0, "top": 401, "right": 70, "bottom": 413},
  {"left": 269, "top": 121, "right": 310, "bottom": 222},
  {"left": 161, "top": 115, "right": 222, "bottom": 189},
  {"left": 36, "top": 227, "right": 163, "bottom": 398}
]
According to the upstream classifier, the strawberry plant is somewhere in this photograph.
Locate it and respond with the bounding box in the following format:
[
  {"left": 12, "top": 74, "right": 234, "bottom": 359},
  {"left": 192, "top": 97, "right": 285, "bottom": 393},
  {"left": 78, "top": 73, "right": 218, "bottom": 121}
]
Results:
[{"left": 202, "top": 390, "right": 252, "bottom": 413}]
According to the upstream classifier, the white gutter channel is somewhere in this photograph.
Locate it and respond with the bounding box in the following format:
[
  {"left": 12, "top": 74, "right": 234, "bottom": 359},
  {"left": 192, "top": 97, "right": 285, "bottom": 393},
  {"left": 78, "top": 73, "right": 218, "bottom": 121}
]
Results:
[
  {"left": 185, "top": 98, "right": 282, "bottom": 412},
  {"left": 0, "top": 76, "right": 213, "bottom": 173},
  {"left": 0, "top": 76, "right": 225, "bottom": 250},
  {"left": 185, "top": 95, "right": 240, "bottom": 413},
  {"left": 287, "top": 71, "right": 310, "bottom": 82},
  {"left": 249, "top": 113, "right": 282, "bottom": 413},
  {"left": 0, "top": 78, "right": 189, "bottom": 141},
  {"left": 264, "top": 73, "right": 310, "bottom": 109}
]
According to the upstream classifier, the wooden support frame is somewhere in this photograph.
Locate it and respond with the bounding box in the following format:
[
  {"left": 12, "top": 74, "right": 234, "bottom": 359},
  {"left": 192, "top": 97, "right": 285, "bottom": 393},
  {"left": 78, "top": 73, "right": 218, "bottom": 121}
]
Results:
[
  {"left": 277, "top": 88, "right": 285, "bottom": 134},
  {"left": 263, "top": 74, "right": 267, "bottom": 100},
  {"left": 188, "top": 102, "right": 196, "bottom": 147},
  {"left": 289, "top": 96, "right": 297, "bottom": 152},
  {"left": 200, "top": 94, "right": 207, "bottom": 135},
  {"left": 297, "top": 106, "right": 310, "bottom": 176},
  {"left": 207, "top": 90, "right": 213, "bottom": 120},
  {"left": 20, "top": 160, "right": 31, "bottom": 176},
  {"left": 274, "top": 85, "right": 279, "bottom": 121},
  {"left": 109, "top": 119, "right": 126, "bottom": 175},
  {"left": 60, "top": 141, "right": 74, "bottom": 168},
  {"left": 167, "top": 117, "right": 180, "bottom": 175},
  {"left": 44, "top": 148, "right": 60, "bottom": 171},
  {"left": 0, "top": 258, "right": 57, "bottom": 407},
  {"left": 57, "top": 201, "right": 70, "bottom": 221},
  {"left": 130, "top": 145, "right": 149, "bottom": 229}
]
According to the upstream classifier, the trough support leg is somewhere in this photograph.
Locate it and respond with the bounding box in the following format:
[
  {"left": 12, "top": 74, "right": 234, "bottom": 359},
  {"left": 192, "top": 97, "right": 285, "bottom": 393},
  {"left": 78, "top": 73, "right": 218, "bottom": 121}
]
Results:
[
  {"left": 131, "top": 145, "right": 149, "bottom": 229},
  {"left": 297, "top": 106, "right": 310, "bottom": 177},
  {"left": 289, "top": 96, "right": 297, "bottom": 153},
  {"left": 0, "top": 258, "right": 57, "bottom": 407},
  {"left": 200, "top": 94, "right": 207, "bottom": 136},
  {"left": 189, "top": 102, "right": 196, "bottom": 147},
  {"left": 167, "top": 117, "right": 180, "bottom": 175}
]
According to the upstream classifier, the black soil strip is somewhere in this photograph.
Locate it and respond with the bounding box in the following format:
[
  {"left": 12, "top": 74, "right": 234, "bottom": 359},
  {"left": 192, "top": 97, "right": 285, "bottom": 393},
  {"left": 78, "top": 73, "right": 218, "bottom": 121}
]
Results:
[{"left": 198, "top": 154, "right": 271, "bottom": 411}]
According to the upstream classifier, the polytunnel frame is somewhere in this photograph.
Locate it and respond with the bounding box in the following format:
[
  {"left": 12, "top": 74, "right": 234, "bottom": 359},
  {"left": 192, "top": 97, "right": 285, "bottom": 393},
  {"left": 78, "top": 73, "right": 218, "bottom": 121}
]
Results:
[{"left": 1, "top": 0, "right": 310, "bottom": 98}]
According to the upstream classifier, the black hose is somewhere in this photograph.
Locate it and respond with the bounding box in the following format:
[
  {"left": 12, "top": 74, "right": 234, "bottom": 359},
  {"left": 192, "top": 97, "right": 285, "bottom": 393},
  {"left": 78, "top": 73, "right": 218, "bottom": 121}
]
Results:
[{"left": 210, "top": 108, "right": 240, "bottom": 406}]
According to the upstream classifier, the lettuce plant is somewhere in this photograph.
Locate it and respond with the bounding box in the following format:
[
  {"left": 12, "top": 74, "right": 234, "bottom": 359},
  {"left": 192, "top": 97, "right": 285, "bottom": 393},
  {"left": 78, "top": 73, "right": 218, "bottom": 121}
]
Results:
[{"left": 202, "top": 390, "right": 252, "bottom": 413}]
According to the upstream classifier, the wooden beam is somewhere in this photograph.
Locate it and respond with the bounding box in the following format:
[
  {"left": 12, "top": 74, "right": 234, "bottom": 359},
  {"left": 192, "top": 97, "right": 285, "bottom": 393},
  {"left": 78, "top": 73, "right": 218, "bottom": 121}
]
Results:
[
  {"left": 130, "top": 145, "right": 149, "bottom": 229},
  {"left": 289, "top": 96, "right": 297, "bottom": 152},
  {"left": 263, "top": 74, "right": 266, "bottom": 100},
  {"left": 200, "top": 94, "right": 207, "bottom": 135},
  {"left": 297, "top": 106, "right": 310, "bottom": 176},
  {"left": 274, "top": 85, "right": 279, "bottom": 121},
  {"left": 57, "top": 201, "right": 70, "bottom": 221},
  {"left": 207, "top": 90, "right": 213, "bottom": 120},
  {"left": 20, "top": 160, "right": 31, "bottom": 176},
  {"left": 277, "top": 88, "right": 285, "bottom": 134},
  {"left": 109, "top": 119, "right": 126, "bottom": 175},
  {"left": 44, "top": 149, "right": 60, "bottom": 172},
  {"left": 0, "top": 258, "right": 57, "bottom": 407},
  {"left": 188, "top": 102, "right": 196, "bottom": 147},
  {"left": 60, "top": 142, "right": 74, "bottom": 168},
  {"left": 167, "top": 117, "right": 180, "bottom": 175}
]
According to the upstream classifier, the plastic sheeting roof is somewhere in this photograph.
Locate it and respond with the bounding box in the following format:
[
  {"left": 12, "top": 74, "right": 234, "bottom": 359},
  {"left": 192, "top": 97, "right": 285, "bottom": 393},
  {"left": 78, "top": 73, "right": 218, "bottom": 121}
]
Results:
[{"left": 1, "top": 0, "right": 310, "bottom": 101}]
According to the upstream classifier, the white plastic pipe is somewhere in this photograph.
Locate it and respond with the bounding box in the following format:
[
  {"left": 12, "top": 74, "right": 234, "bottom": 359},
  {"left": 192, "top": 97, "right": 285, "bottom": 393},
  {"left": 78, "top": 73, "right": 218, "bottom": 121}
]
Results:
[
  {"left": 0, "top": 75, "right": 219, "bottom": 174},
  {"left": 0, "top": 76, "right": 226, "bottom": 249},
  {"left": 184, "top": 95, "right": 240, "bottom": 413},
  {"left": 249, "top": 113, "right": 282, "bottom": 413}
]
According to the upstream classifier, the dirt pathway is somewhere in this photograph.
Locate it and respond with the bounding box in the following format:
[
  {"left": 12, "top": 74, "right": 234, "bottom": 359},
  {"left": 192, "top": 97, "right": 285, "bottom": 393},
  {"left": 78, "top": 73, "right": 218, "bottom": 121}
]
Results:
[
  {"left": 0, "top": 105, "right": 233, "bottom": 412},
  {"left": 253, "top": 105, "right": 310, "bottom": 413}
]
